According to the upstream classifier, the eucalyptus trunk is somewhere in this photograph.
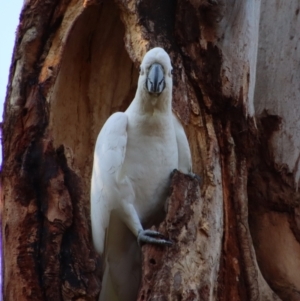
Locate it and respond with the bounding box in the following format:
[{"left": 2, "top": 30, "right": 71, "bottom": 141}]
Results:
[{"left": 2, "top": 0, "right": 300, "bottom": 300}]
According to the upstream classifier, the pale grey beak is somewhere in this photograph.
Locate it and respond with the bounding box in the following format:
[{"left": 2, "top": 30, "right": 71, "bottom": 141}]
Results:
[{"left": 146, "top": 63, "right": 165, "bottom": 95}]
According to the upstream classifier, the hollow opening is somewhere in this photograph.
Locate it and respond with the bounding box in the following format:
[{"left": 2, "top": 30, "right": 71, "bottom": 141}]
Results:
[
  {"left": 48, "top": 0, "right": 139, "bottom": 199},
  {"left": 248, "top": 170, "right": 300, "bottom": 300}
]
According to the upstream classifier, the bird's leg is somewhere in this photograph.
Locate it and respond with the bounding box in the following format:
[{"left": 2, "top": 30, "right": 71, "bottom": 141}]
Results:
[
  {"left": 137, "top": 229, "right": 172, "bottom": 246},
  {"left": 119, "top": 204, "right": 172, "bottom": 246},
  {"left": 118, "top": 177, "right": 172, "bottom": 247}
]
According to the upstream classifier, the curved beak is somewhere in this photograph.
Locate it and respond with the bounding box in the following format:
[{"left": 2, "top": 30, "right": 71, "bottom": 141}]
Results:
[{"left": 146, "top": 63, "right": 165, "bottom": 95}]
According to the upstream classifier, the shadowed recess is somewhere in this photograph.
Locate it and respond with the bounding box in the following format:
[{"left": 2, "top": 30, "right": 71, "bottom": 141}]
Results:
[{"left": 49, "top": 1, "right": 139, "bottom": 176}]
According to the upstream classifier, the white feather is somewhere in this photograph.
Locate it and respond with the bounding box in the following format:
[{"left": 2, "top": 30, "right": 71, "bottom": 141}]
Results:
[{"left": 90, "top": 47, "right": 192, "bottom": 301}]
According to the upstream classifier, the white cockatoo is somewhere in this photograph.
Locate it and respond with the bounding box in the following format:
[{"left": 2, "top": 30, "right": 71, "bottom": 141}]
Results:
[{"left": 91, "top": 47, "right": 192, "bottom": 301}]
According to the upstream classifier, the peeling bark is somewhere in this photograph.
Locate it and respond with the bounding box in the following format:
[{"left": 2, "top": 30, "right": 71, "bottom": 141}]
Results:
[
  {"left": 2, "top": 0, "right": 300, "bottom": 300},
  {"left": 138, "top": 171, "right": 214, "bottom": 301}
]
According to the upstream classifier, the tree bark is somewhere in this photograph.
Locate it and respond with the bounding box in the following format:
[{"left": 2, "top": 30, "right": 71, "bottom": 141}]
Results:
[{"left": 2, "top": 0, "right": 300, "bottom": 300}]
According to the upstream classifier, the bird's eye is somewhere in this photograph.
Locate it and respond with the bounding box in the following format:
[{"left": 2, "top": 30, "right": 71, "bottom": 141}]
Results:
[{"left": 171, "top": 69, "right": 174, "bottom": 75}]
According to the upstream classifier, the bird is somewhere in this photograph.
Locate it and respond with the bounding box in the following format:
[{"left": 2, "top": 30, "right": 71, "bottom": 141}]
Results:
[{"left": 90, "top": 47, "right": 192, "bottom": 301}]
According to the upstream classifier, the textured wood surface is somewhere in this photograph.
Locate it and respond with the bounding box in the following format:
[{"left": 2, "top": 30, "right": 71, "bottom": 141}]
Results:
[{"left": 2, "top": 0, "right": 300, "bottom": 300}]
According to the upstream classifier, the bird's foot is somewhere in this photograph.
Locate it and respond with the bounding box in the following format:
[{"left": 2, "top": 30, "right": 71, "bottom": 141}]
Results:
[
  {"left": 170, "top": 168, "right": 178, "bottom": 178},
  {"left": 172, "top": 169, "right": 202, "bottom": 184},
  {"left": 190, "top": 173, "right": 202, "bottom": 184},
  {"left": 138, "top": 230, "right": 172, "bottom": 246}
]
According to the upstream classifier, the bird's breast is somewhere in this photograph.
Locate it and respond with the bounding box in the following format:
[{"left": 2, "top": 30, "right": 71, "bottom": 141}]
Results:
[{"left": 124, "top": 116, "right": 178, "bottom": 222}]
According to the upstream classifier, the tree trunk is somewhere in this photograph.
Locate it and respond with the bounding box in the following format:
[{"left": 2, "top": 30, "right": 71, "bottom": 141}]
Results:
[{"left": 2, "top": 0, "right": 300, "bottom": 300}]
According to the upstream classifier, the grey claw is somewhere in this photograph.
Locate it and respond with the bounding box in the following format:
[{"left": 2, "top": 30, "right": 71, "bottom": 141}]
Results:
[
  {"left": 190, "top": 173, "right": 202, "bottom": 184},
  {"left": 170, "top": 169, "right": 178, "bottom": 178},
  {"left": 138, "top": 229, "right": 173, "bottom": 246}
]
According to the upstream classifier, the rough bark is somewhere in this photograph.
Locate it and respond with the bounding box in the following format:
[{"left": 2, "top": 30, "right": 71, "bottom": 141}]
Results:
[
  {"left": 248, "top": 1, "right": 300, "bottom": 300},
  {"left": 2, "top": 0, "right": 300, "bottom": 301},
  {"left": 137, "top": 171, "right": 214, "bottom": 301}
]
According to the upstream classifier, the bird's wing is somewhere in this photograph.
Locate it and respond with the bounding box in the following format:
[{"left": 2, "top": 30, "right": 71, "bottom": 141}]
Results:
[
  {"left": 90, "top": 112, "right": 128, "bottom": 254},
  {"left": 172, "top": 113, "right": 192, "bottom": 174},
  {"left": 91, "top": 112, "right": 143, "bottom": 301}
]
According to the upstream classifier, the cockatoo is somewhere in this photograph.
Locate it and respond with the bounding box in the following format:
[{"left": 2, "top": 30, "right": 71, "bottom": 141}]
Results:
[{"left": 91, "top": 47, "right": 192, "bottom": 301}]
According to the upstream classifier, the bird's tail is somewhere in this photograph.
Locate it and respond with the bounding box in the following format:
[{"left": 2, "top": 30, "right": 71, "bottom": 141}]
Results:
[
  {"left": 99, "top": 212, "right": 141, "bottom": 301},
  {"left": 99, "top": 260, "right": 119, "bottom": 301}
]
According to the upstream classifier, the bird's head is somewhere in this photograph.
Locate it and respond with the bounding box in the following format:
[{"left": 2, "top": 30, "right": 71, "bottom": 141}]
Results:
[{"left": 138, "top": 47, "right": 173, "bottom": 100}]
